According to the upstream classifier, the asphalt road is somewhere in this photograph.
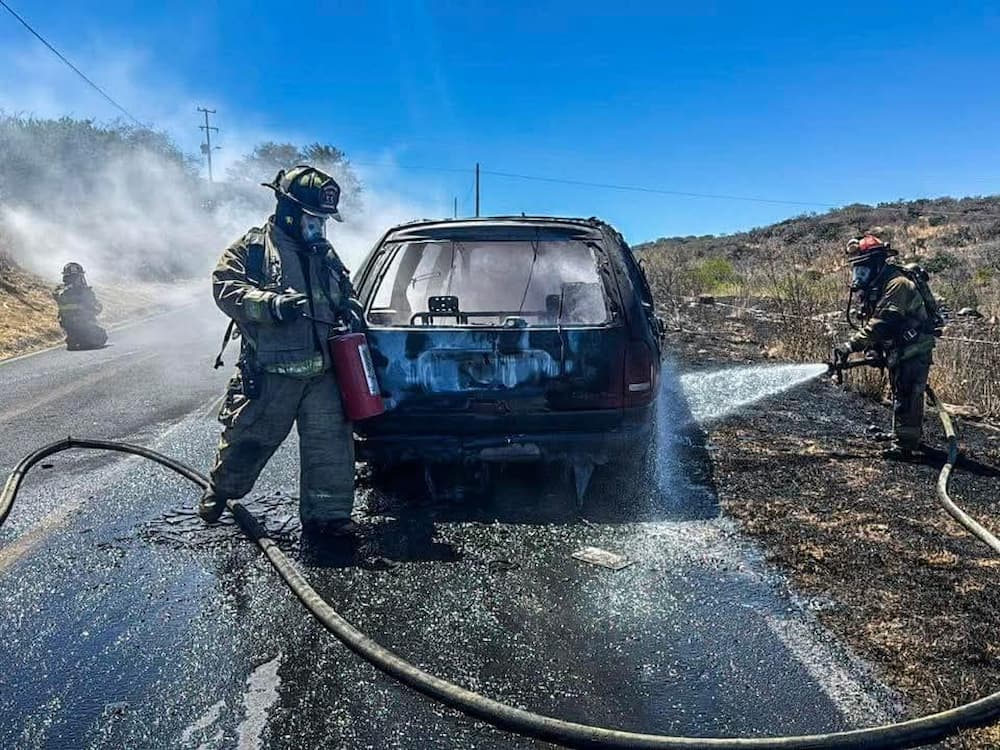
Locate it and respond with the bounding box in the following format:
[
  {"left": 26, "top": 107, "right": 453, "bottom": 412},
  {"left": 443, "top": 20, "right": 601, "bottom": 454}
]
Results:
[{"left": 0, "top": 303, "right": 903, "bottom": 750}]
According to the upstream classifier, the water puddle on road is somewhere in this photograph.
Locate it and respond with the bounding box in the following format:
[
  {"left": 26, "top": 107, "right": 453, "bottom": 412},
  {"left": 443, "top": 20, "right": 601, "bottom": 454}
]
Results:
[
  {"left": 178, "top": 699, "right": 225, "bottom": 749},
  {"left": 142, "top": 494, "right": 301, "bottom": 551},
  {"left": 173, "top": 652, "right": 284, "bottom": 750},
  {"left": 236, "top": 653, "right": 284, "bottom": 750},
  {"left": 680, "top": 363, "right": 827, "bottom": 423}
]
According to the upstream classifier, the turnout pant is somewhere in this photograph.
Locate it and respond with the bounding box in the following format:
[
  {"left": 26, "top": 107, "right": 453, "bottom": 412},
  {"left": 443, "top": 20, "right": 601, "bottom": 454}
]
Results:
[
  {"left": 210, "top": 369, "right": 355, "bottom": 523},
  {"left": 890, "top": 353, "right": 932, "bottom": 450},
  {"left": 61, "top": 318, "right": 108, "bottom": 349}
]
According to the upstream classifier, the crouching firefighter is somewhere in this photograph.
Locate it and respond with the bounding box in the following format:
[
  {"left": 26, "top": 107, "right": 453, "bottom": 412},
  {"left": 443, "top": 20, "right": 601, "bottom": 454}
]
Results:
[
  {"left": 201, "top": 165, "right": 360, "bottom": 536},
  {"left": 834, "top": 235, "right": 942, "bottom": 459},
  {"left": 54, "top": 262, "right": 108, "bottom": 350}
]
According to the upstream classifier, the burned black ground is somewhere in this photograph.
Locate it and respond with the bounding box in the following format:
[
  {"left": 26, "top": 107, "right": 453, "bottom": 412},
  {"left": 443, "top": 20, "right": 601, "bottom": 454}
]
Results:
[{"left": 665, "top": 302, "right": 1000, "bottom": 749}]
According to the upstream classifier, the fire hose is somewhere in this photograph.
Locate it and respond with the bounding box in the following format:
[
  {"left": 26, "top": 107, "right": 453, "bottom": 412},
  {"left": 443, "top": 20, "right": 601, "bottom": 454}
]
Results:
[{"left": 2, "top": 409, "right": 999, "bottom": 748}]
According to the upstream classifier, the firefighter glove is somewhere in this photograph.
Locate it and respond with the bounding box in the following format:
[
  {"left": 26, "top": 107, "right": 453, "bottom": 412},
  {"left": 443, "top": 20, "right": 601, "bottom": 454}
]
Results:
[
  {"left": 834, "top": 342, "right": 853, "bottom": 359},
  {"left": 271, "top": 292, "right": 308, "bottom": 322},
  {"left": 343, "top": 297, "right": 366, "bottom": 332}
]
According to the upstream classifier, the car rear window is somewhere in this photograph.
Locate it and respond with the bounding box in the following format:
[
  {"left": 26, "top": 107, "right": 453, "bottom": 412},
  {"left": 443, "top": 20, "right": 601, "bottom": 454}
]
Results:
[{"left": 368, "top": 239, "right": 609, "bottom": 327}]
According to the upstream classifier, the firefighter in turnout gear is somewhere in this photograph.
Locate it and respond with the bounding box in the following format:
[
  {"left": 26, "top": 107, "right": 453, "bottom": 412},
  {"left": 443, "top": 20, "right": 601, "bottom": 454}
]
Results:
[
  {"left": 201, "top": 165, "right": 360, "bottom": 536},
  {"left": 53, "top": 263, "right": 108, "bottom": 350},
  {"left": 835, "top": 235, "right": 939, "bottom": 459}
]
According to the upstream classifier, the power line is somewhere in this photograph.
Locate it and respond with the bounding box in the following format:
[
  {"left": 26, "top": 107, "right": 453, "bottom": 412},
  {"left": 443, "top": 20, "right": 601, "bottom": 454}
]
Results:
[
  {"left": 352, "top": 160, "right": 1000, "bottom": 217},
  {"left": 480, "top": 168, "right": 841, "bottom": 209},
  {"left": 0, "top": 2, "right": 992, "bottom": 217},
  {"left": 0, "top": 0, "right": 144, "bottom": 126},
  {"left": 350, "top": 161, "right": 471, "bottom": 175}
]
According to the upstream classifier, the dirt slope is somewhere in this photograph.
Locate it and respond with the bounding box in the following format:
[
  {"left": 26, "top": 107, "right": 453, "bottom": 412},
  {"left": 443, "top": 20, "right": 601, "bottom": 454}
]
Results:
[{"left": 0, "top": 253, "right": 63, "bottom": 359}]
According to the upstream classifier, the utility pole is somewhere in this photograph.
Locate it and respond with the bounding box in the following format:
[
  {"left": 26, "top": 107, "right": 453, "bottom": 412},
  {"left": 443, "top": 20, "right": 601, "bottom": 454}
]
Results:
[
  {"left": 453, "top": 196, "right": 458, "bottom": 219},
  {"left": 197, "top": 107, "right": 219, "bottom": 183},
  {"left": 475, "top": 162, "right": 480, "bottom": 217}
]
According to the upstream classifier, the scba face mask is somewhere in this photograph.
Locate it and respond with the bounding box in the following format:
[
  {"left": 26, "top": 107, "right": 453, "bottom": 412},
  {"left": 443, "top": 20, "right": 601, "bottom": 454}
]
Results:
[
  {"left": 850, "top": 263, "right": 874, "bottom": 291},
  {"left": 300, "top": 214, "right": 327, "bottom": 244}
]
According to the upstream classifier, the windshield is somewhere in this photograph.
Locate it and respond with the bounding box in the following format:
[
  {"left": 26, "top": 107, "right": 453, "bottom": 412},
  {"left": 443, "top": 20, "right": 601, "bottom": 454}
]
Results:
[{"left": 367, "top": 239, "right": 609, "bottom": 327}]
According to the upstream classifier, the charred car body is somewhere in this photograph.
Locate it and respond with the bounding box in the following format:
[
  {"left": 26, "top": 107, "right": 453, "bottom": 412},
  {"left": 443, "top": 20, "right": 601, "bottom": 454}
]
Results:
[{"left": 353, "top": 216, "right": 663, "bottom": 484}]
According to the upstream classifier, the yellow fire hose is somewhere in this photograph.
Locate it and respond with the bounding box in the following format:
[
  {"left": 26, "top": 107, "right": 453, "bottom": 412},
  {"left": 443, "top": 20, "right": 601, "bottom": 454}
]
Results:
[{"left": 1, "top": 391, "right": 998, "bottom": 749}]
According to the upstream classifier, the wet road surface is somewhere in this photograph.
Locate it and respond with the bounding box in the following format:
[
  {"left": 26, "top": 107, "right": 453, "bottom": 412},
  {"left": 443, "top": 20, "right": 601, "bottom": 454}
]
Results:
[{"left": 0, "top": 305, "right": 904, "bottom": 749}]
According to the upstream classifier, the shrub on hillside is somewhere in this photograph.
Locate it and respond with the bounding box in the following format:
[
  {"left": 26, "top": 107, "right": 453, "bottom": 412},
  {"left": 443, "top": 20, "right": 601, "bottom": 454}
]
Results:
[
  {"left": 923, "top": 252, "right": 962, "bottom": 273},
  {"left": 684, "top": 257, "right": 740, "bottom": 294}
]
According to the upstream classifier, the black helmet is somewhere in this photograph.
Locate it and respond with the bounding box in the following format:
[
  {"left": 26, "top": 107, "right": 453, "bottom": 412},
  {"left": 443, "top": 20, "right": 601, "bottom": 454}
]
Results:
[
  {"left": 62, "top": 262, "right": 86, "bottom": 284},
  {"left": 263, "top": 165, "right": 342, "bottom": 222}
]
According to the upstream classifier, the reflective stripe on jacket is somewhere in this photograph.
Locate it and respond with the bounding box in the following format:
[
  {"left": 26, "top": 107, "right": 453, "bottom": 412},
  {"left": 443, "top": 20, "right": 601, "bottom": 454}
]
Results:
[{"left": 53, "top": 284, "right": 102, "bottom": 318}]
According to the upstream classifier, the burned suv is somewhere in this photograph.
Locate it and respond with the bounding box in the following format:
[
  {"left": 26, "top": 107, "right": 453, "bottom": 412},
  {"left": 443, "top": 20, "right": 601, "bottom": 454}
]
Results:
[{"left": 353, "top": 216, "right": 663, "bottom": 479}]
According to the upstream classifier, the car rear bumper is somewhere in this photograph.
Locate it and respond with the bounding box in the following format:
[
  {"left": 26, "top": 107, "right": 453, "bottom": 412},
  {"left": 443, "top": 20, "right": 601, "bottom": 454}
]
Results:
[{"left": 355, "top": 405, "right": 655, "bottom": 466}]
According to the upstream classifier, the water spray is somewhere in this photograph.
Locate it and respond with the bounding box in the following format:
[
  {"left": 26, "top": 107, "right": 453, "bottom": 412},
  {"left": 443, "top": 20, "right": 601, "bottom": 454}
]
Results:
[{"left": 680, "top": 363, "right": 829, "bottom": 423}]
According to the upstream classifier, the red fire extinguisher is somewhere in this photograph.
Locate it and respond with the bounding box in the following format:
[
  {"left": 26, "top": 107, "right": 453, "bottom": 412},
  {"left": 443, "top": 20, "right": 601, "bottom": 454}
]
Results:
[{"left": 329, "top": 332, "right": 385, "bottom": 421}]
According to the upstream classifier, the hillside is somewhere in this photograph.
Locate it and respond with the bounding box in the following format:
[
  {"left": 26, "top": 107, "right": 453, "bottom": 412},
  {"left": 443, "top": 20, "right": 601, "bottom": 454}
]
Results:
[
  {"left": 0, "top": 251, "right": 64, "bottom": 359},
  {"left": 636, "top": 195, "right": 1000, "bottom": 316},
  {"left": 636, "top": 195, "right": 1000, "bottom": 417}
]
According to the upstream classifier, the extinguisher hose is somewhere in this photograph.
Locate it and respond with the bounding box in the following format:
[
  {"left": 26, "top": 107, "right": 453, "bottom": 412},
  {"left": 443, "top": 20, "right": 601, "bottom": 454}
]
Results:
[{"left": 3, "top": 423, "right": 1000, "bottom": 749}]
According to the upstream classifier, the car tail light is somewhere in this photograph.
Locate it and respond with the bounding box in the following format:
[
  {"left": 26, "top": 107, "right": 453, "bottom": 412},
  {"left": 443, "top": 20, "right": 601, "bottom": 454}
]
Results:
[{"left": 624, "top": 340, "right": 657, "bottom": 407}]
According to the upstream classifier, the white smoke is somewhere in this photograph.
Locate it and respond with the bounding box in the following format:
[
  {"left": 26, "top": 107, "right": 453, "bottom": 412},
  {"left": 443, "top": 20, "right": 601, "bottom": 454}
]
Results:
[
  {"left": 331, "top": 172, "right": 443, "bottom": 271},
  {"left": 1, "top": 149, "right": 228, "bottom": 282},
  {"left": 0, "top": 139, "right": 443, "bottom": 285},
  {"left": 0, "top": 45, "right": 446, "bottom": 285}
]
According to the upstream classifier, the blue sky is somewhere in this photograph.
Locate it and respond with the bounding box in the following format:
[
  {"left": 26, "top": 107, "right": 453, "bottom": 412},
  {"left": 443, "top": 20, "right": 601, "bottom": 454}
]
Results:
[{"left": 2, "top": 0, "right": 999, "bottom": 243}]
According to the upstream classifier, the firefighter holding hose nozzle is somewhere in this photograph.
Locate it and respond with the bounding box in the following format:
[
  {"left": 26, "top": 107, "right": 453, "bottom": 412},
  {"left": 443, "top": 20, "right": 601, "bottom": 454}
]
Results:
[
  {"left": 201, "top": 165, "right": 361, "bottom": 537},
  {"left": 833, "top": 234, "right": 942, "bottom": 459}
]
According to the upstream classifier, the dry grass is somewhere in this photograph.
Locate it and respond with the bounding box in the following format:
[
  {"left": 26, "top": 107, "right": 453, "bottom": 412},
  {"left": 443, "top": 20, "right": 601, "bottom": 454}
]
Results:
[
  {"left": 0, "top": 258, "right": 63, "bottom": 358},
  {"left": 932, "top": 335, "right": 1000, "bottom": 417},
  {"left": 643, "top": 242, "right": 1000, "bottom": 419}
]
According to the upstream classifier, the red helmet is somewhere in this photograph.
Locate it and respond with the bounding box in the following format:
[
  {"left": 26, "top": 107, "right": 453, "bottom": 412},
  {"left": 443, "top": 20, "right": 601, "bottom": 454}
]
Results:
[{"left": 845, "top": 234, "right": 893, "bottom": 265}]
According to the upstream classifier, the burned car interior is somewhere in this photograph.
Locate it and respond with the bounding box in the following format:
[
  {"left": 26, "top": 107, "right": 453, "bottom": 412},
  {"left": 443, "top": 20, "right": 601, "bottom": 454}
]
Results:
[{"left": 365, "top": 227, "right": 611, "bottom": 329}]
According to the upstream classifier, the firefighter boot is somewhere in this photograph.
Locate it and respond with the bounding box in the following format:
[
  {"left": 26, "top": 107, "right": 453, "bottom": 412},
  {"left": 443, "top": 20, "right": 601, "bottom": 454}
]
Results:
[
  {"left": 326, "top": 518, "right": 360, "bottom": 536},
  {"left": 302, "top": 517, "right": 359, "bottom": 538},
  {"left": 882, "top": 442, "right": 922, "bottom": 461},
  {"left": 198, "top": 489, "right": 228, "bottom": 523}
]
